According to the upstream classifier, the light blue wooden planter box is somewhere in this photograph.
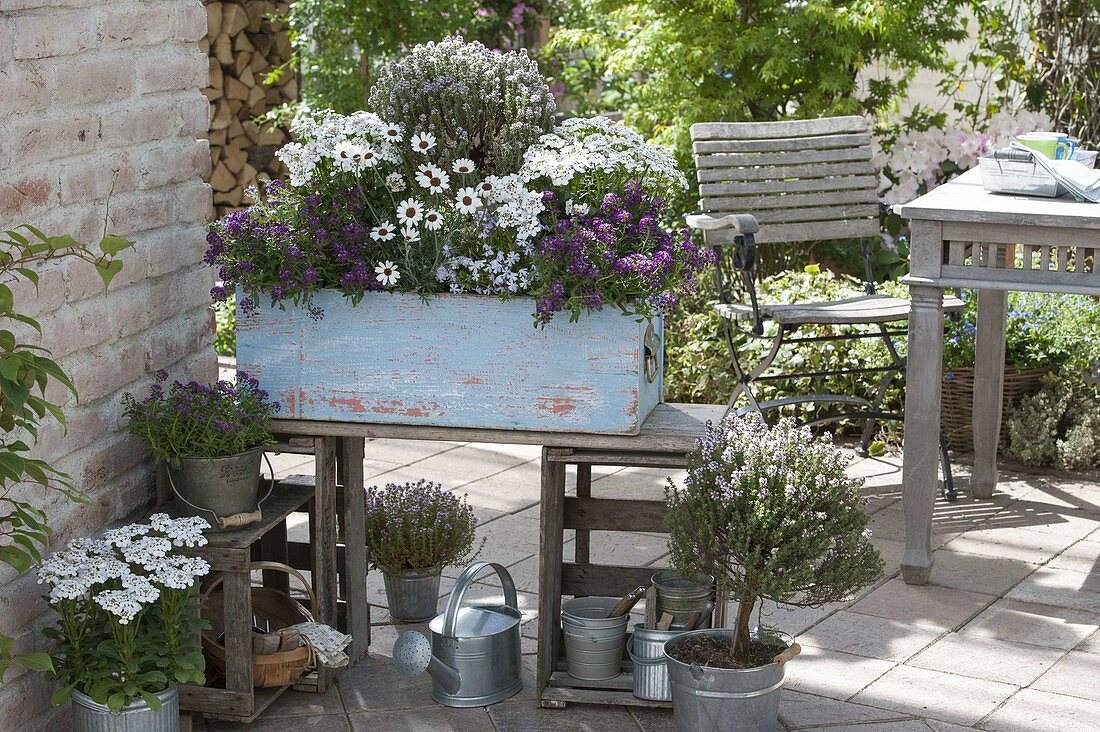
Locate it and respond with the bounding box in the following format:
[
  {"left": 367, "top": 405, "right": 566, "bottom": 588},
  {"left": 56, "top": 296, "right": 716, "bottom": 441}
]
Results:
[{"left": 236, "top": 291, "right": 663, "bottom": 435}]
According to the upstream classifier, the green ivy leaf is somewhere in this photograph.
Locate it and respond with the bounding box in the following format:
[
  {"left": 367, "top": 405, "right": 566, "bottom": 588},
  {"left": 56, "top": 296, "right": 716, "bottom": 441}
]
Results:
[
  {"left": 99, "top": 235, "right": 133, "bottom": 256},
  {"left": 96, "top": 259, "right": 124, "bottom": 289}
]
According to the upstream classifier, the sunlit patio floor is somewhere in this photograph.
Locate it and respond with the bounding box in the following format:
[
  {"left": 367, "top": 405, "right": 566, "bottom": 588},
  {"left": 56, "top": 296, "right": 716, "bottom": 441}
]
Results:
[{"left": 193, "top": 439, "right": 1100, "bottom": 732}]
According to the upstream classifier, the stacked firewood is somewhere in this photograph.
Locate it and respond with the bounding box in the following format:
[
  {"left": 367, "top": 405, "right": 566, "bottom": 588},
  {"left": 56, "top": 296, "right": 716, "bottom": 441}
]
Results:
[{"left": 200, "top": 1, "right": 297, "bottom": 217}]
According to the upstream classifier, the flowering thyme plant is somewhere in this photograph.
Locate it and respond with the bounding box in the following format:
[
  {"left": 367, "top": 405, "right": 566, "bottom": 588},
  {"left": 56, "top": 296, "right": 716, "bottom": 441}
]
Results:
[
  {"left": 122, "top": 371, "right": 279, "bottom": 463},
  {"left": 363, "top": 480, "right": 484, "bottom": 574},
  {"left": 665, "top": 414, "right": 883, "bottom": 663},
  {"left": 39, "top": 515, "right": 211, "bottom": 711}
]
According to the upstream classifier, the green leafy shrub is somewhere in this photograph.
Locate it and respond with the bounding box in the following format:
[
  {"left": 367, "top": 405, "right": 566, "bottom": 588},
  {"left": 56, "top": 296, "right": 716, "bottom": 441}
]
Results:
[
  {"left": 363, "top": 479, "right": 484, "bottom": 574},
  {"left": 665, "top": 415, "right": 882, "bottom": 661},
  {"left": 213, "top": 293, "right": 235, "bottom": 358},
  {"left": 1006, "top": 375, "right": 1100, "bottom": 470}
]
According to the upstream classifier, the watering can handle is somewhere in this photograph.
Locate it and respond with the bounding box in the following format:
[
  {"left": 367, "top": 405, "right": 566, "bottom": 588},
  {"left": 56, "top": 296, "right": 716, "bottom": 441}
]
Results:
[{"left": 442, "top": 561, "right": 518, "bottom": 638}]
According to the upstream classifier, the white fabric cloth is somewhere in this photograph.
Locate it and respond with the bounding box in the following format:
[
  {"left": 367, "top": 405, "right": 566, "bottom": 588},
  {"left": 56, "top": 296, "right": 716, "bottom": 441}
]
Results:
[{"left": 287, "top": 622, "right": 352, "bottom": 668}]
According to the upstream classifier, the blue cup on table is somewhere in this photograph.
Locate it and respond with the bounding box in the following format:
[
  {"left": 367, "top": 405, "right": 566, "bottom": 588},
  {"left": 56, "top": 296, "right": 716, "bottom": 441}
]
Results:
[{"left": 1016, "top": 132, "right": 1079, "bottom": 160}]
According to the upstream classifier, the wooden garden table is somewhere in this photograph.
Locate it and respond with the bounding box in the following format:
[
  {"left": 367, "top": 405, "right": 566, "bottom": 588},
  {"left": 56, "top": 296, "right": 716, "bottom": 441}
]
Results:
[{"left": 897, "top": 167, "right": 1100, "bottom": 585}]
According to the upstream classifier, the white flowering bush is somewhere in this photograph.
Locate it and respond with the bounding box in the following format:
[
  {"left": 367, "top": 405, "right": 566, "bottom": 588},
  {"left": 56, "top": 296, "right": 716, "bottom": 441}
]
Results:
[
  {"left": 665, "top": 414, "right": 882, "bottom": 662},
  {"left": 1007, "top": 375, "right": 1100, "bottom": 470},
  {"left": 39, "top": 515, "right": 211, "bottom": 712}
]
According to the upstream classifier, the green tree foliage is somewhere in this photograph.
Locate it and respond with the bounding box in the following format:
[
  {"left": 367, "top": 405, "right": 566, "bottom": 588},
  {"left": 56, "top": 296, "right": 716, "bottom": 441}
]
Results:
[
  {"left": 548, "top": 0, "right": 970, "bottom": 161},
  {"left": 0, "top": 225, "right": 134, "bottom": 681}
]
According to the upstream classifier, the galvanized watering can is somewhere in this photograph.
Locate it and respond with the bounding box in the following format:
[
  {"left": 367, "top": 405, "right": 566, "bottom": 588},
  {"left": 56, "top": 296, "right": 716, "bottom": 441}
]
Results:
[{"left": 392, "top": 562, "right": 523, "bottom": 707}]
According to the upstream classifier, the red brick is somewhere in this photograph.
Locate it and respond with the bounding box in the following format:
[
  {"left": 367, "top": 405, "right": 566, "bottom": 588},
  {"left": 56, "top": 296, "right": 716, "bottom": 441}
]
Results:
[
  {"left": 173, "top": 2, "right": 208, "bottom": 43},
  {"left": 54, "top": 55, "right": 135, "bottom": 105},
  {"left": 62, "top": 336, "right": 145, "bottom": 402},
  {"left": 0, "top": 64, "right": 50, "bottom": 118},
  {"left": 11, "top": 113, "right": 100, "bottom": 167},
  {"left": 58, "top": 150, "right": 138, "bottom": 205},
  {"left": 145, "top": 307, "right": 214, "bottom": 373},
  {"left": 178, "top": 91, "right": 211, "bottom": 135},
  {"left": 0, "top": 170, "right": 57, "bottom": 220},
  {"left": 175, "top": 179, "right": 213, "bottom": 223},
  {"left": 145, "top": 223, "right": 209, "bottom": 278},
  {"left": 139, "top": 138, "right": 210, "bottom": 188},
  {"left": 136, "top": 48, "right": 208, "bottom": 93},
  {"left": 97, "top": 6, "right": 172, "bottom": 47},
  {"left": 10, "top": 263, "right": 65, "bottom": 317},
  {"left": 104, "top": 190, "right": 174, "bottom": 236},
  {"left": 100, "top": 99, "right": 178, "bottom": 145},
  {"left": 11, "top": 12, "right": 91, "bottom": 60}
]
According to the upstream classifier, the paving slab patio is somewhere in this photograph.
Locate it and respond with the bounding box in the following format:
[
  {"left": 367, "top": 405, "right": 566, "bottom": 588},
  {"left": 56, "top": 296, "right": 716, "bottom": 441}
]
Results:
[{"left": 192, "top": 441, "right": 1099, "bottom": 732}]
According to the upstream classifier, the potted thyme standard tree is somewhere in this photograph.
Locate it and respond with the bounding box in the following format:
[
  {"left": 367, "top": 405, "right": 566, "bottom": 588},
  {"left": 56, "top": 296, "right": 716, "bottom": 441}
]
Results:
[
  {"left": 364, "top": 480, "right": 484, "bottom": 622},
  {"left": 662, "top": 415, "right": 884, "bottom": 732},
  {"left": 122, "top": 372, "right": 279, "bottom": 530}
]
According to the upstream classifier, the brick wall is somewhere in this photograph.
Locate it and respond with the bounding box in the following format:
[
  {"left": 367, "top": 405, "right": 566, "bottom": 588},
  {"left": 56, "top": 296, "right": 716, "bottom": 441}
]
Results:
[{"left": 0, "top": 1, "right": 216, "bottom": 727}]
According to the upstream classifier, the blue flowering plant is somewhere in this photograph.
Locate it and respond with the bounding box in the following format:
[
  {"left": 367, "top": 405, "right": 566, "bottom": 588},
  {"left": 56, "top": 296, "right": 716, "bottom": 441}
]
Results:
[
  {"left": 121, "top": 371, "right": 280, "bottom": 463},
  {"left": 665, "top": 415, "right": 882, "bottom": 665},
  {"left": 363, "top": 479, "right": 484, "bottom": 574}
]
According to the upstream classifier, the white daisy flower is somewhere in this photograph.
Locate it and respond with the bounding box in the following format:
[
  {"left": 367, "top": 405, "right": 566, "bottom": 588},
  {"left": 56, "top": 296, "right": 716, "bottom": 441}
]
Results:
[
  {"left": 415, "top": 165, "right": 450, "bottom": 194},
  {"left": 477, "top": 177, "right": 497, "bottom": 196},
  {"left": 375, "top": 261, "right": 401, "bottom": 286},
  {"left": 452, "top": 158, "right": 476, "bottom": 174},
  {"left": 423, "top": 209, "right": 443, "bottom": 231},
  {"left": 410, "top": 132, "right": 437, "bottom": 153},
  {"left": 381, "top": 123, "right": 402, "bottom": 142},
  {"left": 455, "top": 187, "right": 482, "bottom": 214},
  {"left": 396, "top": 198, "right": 424, "bottom": 225},
  {"left": 332, "top": 140, "right": 371, "bottom": 172},
  {"left": 386, "top": 172, "right": 406, "bottom": 192},
  {"left": 401, "top": 225, "right": 420, "bottom": 244},
  {"left": 371, "top": 221, "right": 397, "bottom": 242}
]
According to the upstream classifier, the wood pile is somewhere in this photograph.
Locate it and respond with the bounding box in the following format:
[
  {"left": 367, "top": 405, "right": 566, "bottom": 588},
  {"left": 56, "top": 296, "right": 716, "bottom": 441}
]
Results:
[{"left": 199, "top": 1, "right": 296, "bottom": 218}]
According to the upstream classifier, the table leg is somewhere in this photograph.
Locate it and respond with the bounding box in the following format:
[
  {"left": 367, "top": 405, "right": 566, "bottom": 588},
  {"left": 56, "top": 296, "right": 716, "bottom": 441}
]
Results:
[
  {"left": 338, "top": 436, "right": 370, "bottom": 662},
  {"left": 312, "top": 436, "right": 339, "bottom": 691},
  {"left": 536, "top": 449, "right": 566, "bottom": 704},
  {"left": 901, "top": 285, "right": 945, "bottom": 586},
  {"left": 971, "top": 289, "right": 1007, "bottom": 499}
]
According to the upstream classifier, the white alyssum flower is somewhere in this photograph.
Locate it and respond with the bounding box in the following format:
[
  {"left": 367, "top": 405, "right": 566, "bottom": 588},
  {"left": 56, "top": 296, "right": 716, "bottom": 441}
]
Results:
[
  {"left": 386, "top": 172, "right": 406, "bottom": 192},
  {"left": 371, "top": 221, "right": 397, "bottom": 242},
  {"left": 452, "top": 158, "right": 476, "bottom": 174},
  {"left": 423, "top": 210, "right": 443, "bottom": 231},
  {"left": 410, "top": 132, "right": 437, "bottom": 153},
  {"left": 396, "top": 198, "right": 424, "bottom": 225},
  {"left": 565, "top": 199, "right": 590, "bottom": 217},
  {"left": 375, "top": 261, "right": 401, "bottom": 286},
  {"left": 415, "top": 165, "right": 450, "bottom": 194},
  {"left": 454, "top": 187, "right": 482, "bottom": 214}
]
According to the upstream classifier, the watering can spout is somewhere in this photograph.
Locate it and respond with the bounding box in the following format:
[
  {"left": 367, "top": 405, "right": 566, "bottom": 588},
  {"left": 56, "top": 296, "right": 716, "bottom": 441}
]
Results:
[
  {"left": 426, "top": 655, "right": 462, "bottom": 695},
  {"left": 391, "top": 630, "right": 461, "bottom": 695}
]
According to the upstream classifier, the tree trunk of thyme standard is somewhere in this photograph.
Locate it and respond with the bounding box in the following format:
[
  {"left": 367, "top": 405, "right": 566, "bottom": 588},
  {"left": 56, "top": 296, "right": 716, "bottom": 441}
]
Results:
[{"left": 732, "top": 597, "right": 754, "bottom": 658}]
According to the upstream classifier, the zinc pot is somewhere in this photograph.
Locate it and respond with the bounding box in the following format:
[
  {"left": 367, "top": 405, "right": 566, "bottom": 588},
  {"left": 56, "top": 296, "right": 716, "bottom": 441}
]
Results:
[
  {"left": 627, "top": 623, "right": 683, "bottom": 701},
  {"left": 166, "top": 446, "right": 273, "bottom": 530},
  {"left": 384, "top": 566, "right": 442, "bottom": 622},
  {"left": 71, "top": 687, "right": 179, "bottom": 732},
  {"left": 651, "top": 570, "right": 715, "bottom": 628},
  {"left": 561, "top": 596, "right": 629, "bottom": 681},
  {"left": 664, "top": 628, "right": 795, "bottom": 732}
]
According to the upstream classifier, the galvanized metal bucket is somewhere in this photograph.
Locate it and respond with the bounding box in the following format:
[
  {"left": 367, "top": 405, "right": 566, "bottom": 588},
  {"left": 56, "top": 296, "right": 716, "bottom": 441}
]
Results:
[
  {"left": 626, "top": 624, "right": 682, "bottom": 701},
  {"left": 561, "top": 596, "right": 629, "bottom": 681},
  {"left": 664, "top": 628, "right": 795, "bottom": 732},
  {"left": 166, "top": 447, "right": 274, "bottom": 531},
  {"left": 392, "top": 561, "right": 523, "bottom": 708},
  {"left": 383, "top": 566, "right": 442, "bottom": 622},
  {"left": 651, "top": 570, "right": 715, "bottom": 628},
  {"left": 71, "top": 687, "right": 179, "bottom": 732}
]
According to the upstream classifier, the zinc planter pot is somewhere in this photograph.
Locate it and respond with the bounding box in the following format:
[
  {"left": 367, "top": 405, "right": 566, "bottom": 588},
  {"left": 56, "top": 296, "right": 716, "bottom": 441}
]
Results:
[
  {"left": 71, "top": 687, "right": 179, "bottom": 732},
  {"left": 165, "top": 447, "right": 272, "bottom": 530},
  {"left": 384, "top": 566, "right": 443, "bottom": 622},
  {"left": 651, "top": 570, "right": 715, "bottom": 628},
  {"left": 236, "top": 291, "right": 663, "bottom": 435},
  {"left": 664, "top": 629, "right": 798, "bottom": 732}
]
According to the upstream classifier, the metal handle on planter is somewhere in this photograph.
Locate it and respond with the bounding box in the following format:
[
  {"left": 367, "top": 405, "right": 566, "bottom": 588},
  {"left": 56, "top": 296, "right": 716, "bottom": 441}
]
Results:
[
  {"left": 166, "top": 451, "right": 275, "bottom": 529},
  {"left": 442, "top": 562, "right": 518, "bottom": 638},
  {"left": 643, "top": 323, "right": 661, "bottom": 384}
]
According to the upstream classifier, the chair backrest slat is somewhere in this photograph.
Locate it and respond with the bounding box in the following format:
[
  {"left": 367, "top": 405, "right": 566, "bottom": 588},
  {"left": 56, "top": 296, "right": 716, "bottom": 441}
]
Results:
[{"left": 690, "top": 116, "right": 879, "bottom": 245}]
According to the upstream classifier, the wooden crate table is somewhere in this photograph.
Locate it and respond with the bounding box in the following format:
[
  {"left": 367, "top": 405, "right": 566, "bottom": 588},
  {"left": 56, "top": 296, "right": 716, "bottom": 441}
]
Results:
[
  {"left": 897, "top": 168, "right": 1100, "bottom": 586},
  {"left": 163, "top": 473, "right": 339, "bottom": 723}
]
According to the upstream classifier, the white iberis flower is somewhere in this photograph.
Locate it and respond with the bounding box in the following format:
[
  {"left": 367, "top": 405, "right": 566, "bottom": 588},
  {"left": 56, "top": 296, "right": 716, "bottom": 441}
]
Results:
[
  {"left": 401, "top": 225, "right": 420, "bottom": 244},
  {"left": 410, "top": 132, "right": 437, "bottom": 153},
  {"left": 396, "top": 198, "right": 424, "bottom": 225},
  {"left": 423, "top": 209, "right": 443, "bottom": 231},
  {"left": 386, "top": 172, "right": 406, "bottom": 192},
  {"left": 452, "top": 158, "right": 476, "bottom": 174},
  {"left": 375, "top": 261, "right": 401, "bottom": 286},
  {"left": 381, "top": 123, "right": 402, "bottom": 142},
  {"left": 370, "top": 221, "right": 397, "bottom": 242},
  {"left": 415, "top": 165, "right": 450, "bottom": 194},
  {"left": 455, "top": 187, "right": 482, "bottom": 214}
]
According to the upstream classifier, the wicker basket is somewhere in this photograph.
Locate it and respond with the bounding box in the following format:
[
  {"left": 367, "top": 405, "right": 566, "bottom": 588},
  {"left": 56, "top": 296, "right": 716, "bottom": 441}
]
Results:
[
  {"left": 202, "top": 561, "right": 316, "bottom": 688},
  {"left": 941, "top": 366, "right": 1048, "bottom": 452}
]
